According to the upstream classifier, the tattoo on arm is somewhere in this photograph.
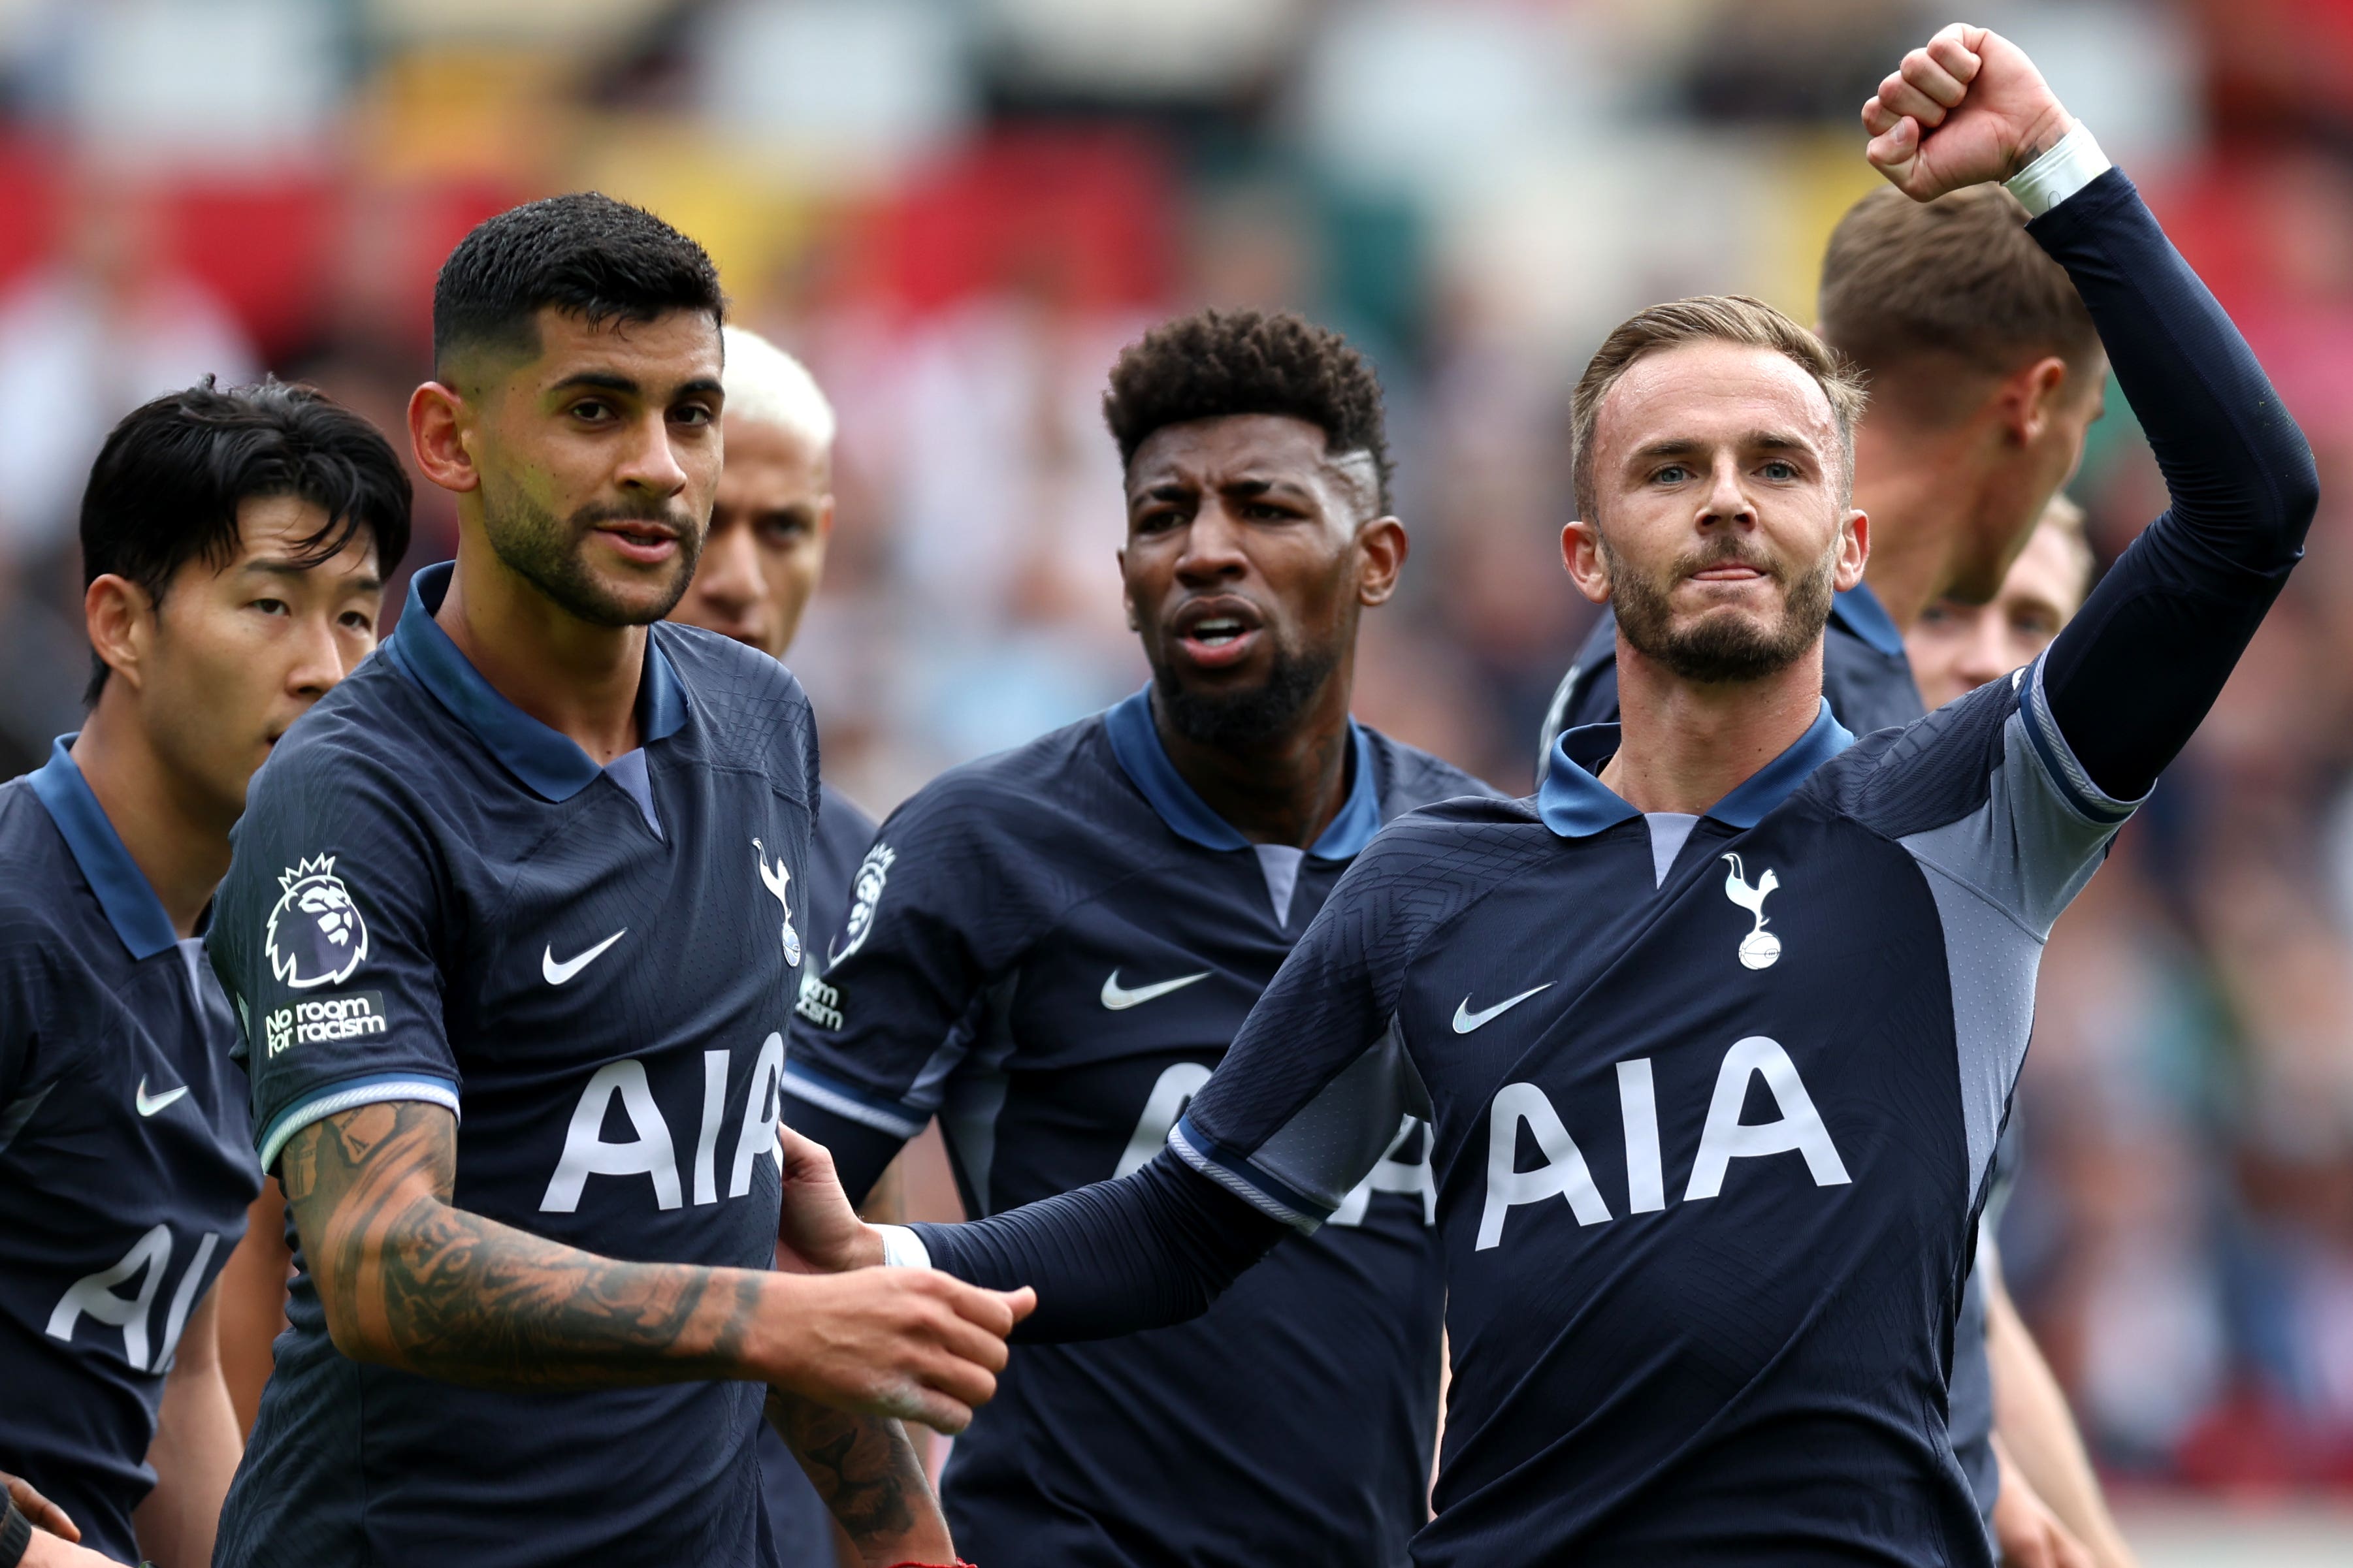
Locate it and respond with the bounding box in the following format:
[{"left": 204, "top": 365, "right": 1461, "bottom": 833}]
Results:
[
  {"left": 281, "top": 1101, "right": 767, "bottom": 1388},
  {"left": 766, "top": 1388, "right": 932, "bottom": 1549}
]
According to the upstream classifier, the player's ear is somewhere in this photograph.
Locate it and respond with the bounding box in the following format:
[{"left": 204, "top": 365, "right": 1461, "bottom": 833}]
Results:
[
  {"left": 84, "top": 573, "right": 155, "bottom": 695},
  {"left": 1999, "top": 356, "right": 2070, "bottom": 446},
  {"left": 1563, "top": 519, "right": 1611, "bottom": 607},
  {"left": 1836, "top": 508, "right": 1870, "bottom": 592},
  {"left": 1116, "top": 545, "right": 1140, "bottom": 632},
  {"left": 408, "top": 380, "right": 481, "bottom": 496},
  {"left": 1355, "top": 516, "right": 1408, "bottom": 607}
]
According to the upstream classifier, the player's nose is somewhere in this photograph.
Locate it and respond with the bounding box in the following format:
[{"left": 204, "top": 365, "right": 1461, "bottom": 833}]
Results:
[
  {"left": 1174, "top": 499, "right": 1249, "bottom": 582},
  {"left": 615, "top": 411, "right": 692, "bottom": 496},
  {"left": 287, "top": 609, "right": 349, "bottom": 697},
  {"left": 693, "top": 528, "right": 762, "bottom": 613},
  {"left": 1700, "top": 455, "right": 1757, "bottom": 528}
]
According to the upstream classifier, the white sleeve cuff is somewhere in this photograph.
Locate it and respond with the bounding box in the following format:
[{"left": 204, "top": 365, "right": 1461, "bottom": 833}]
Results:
[
  {"left": 875, "top": 1224, "right": 932, "bottom": 1270},
  {"left": 2006, "top": 122, "right": 2111, "bottom": 218}
]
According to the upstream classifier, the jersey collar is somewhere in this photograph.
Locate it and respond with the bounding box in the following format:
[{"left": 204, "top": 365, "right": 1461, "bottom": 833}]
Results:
[
  {"left": 25, "top": 733, "right": 180, "bottom": 960},
  {"left": 1103, "top": 684, "right": 1382, "bottom": 859},
  {"left": 1539, "top": 697, "right": 1855, "bottom": 840},
  {"left": 1828, "top": 579, "right": 1906, "bottom": 658},
  {"left": 382, "top": 561, "right": 688, "bottom": 803}
]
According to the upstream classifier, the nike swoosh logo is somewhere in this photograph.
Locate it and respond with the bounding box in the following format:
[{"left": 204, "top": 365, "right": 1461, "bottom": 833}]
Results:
[
  {"left": 544, "top": 930, "right": 627, "bottom": 985},
  {"left": 1101, "top": 969, "right": 1211, "bottom": 1010},
  {"left": 135, "top": 1077, "right": 189, "bottom": 1117},
  {"left": 1452, "top": 984, "right": 1553, "bottom": 1034}
]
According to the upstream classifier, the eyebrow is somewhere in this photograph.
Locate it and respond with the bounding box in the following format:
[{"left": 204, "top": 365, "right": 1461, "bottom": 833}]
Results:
[
  {"left": 1626, "top": 431, "right": 1818, "bottom": 464},
  {"left": 546, "top": 372, "right": 724, "bottom": 398},
  {"left": 241, "top": 557, "right": 384, "bottom": 593}
]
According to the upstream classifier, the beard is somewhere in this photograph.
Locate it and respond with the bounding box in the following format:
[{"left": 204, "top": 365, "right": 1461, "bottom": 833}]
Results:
[
  {"left": 480, "top": 477, "right": 703, "bottom": 628},
  {"left": 1152, "top": 635, "right": 1340, "bottom": 749},
  {"left": 1606, "top": 530, "right": 1840, "bottom": 684}
]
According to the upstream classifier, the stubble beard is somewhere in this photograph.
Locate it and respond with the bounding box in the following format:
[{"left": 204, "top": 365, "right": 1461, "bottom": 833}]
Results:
[
  {"left": 1606, "top": 531, "right": 1840, "bottom": 684},
  {"left": 1153, "top": 633, "right": 1342, "bottom": 749},
  {"left": 481, "top": 477, "right": 704, "bottom": 628}
]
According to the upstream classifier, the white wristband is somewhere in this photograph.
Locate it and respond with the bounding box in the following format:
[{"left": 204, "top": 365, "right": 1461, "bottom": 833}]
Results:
[
  {"left": 2006, "top": 121, "right": 2111, "bottom": 218},
  {"left": 875, "top": 1224, "right": 932, "bottom": 1271}
]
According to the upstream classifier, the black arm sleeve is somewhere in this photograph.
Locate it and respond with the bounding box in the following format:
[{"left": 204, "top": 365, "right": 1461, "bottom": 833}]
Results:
[
  {"left": 2030, "top": 169, "right": 2320, "bottom": 801},
  {"left": 910, "top": 1149, "right": 1291, "bottom": 1342}
]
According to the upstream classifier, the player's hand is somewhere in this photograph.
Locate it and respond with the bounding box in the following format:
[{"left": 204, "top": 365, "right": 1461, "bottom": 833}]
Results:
[
  {"left": 2, "top": 1473, "right": 79, "bottom": 1543},
  {"left": 1990, "top": 1443, "right": 2096, "bottom": 1568},
  {"left": 762, "top": 1266, "right": 1036, "bottom": 1435},
  {"left": 19, "top": 1527, "right": 132, "bottom": 1568},
  {"left": 1862, "top": 24, "right": 2075, "bottom": 201},
  {"left": 775, "top": 1123, "right": 886, "bottom": 1273}
]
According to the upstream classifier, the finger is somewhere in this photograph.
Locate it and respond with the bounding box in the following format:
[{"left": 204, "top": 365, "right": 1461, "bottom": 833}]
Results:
[
  {"left": 934, "top": 1275, "right": 1020, "bottom": 1337},
  {"left": 7, "top": 1478, "right": 79, "bottom": 1541},
  {"left": 1001, "top": 1285, "right": 1038, "bottom": 1324},
  {"left": 1861, "top": 96, "right": 1903, "bottom": 138},
  {"left": 926, "top": 1305, "right": 1013, "bottom": 1373},
  {"left": 1875, "top": 71, "right": 1952, "bottom": 129},
  {"left": 1925, "top": 27, "right": 1983, "bottom": 86},
  {"left": 1864, "top": 116, "right": 1921, "bottom": 177},
  {"left": 775, "top": 1123, "right": 837, "bottom": 1183},
  {"left": 907, "top": 1390, "right": 973, "bottom": 1437},
  {"left": 1898, "top": 46, "right": 1969, "bottom": 109},
  {"left": 911, "top": 1343, "right": 1000, "bottom": 1411},
  {"left": 2053, "top": 1529, "right": 2096, "bottom": 1568}
]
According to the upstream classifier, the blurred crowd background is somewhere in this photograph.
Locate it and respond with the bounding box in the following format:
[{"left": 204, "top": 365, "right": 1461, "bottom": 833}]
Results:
[{"left": 1, "top": 0, "right": 2349, "bottom": 1519}]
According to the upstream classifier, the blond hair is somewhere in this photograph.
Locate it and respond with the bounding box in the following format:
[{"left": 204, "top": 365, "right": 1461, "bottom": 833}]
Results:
[
  {"left": 1570, "top": 295, "right": 1868, "bottom": 523},
  {"left": 721, "top": 325, "right": 836, "bottom": 452}
]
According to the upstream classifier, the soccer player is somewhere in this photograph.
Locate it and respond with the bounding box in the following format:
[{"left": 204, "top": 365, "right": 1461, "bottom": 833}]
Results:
[
  {"left": 0, "top": 380, "right": 410, "bottom": 1567},
  {"left": 664, "top": 324, "right": 883, "bottom": 1565},
  {"left": 774, "top": 27, "right": 2316, "bottom": 1565},
  {"left": 203, "top": 194, "right": 1028, "bottom": 1568},
  {"left": 777, "top": 308, "right": 1495, "bottom": 1566},
  {"left": 1534, "top": 104, "right": 2115, "bottom": 1559},
  {"left": 1909, "top": 494, "right": 2094, "bottom": 711}
]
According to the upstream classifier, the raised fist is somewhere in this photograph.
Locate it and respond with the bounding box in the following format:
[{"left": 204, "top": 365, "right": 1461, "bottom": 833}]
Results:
[{"left": 1862, "top": 24, "right": 2075, "bottom": 202}]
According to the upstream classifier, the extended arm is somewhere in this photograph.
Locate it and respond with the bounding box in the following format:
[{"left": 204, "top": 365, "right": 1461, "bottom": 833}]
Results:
[
  {"left": 1987, "top": 1263, "right": 2139, "bottom": 1568},
  {"left": 278, "top": 1100, "right": 1024, "bottom": 1428},
  {"left": 130, "top": 1292, "right": 239, "bottom": 1567}
]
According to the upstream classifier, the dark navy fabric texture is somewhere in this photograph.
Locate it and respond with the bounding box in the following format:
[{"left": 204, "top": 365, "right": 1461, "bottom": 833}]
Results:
[
  {"left": 913, "top": 172, "right": 2316, "bottom": 1565},
  {"left": 782, "top": 689, "right": 1495, "bottom": 1568},
  {"left": 206, "top": 562, "right": 820, "bottom": 1568},
  {"left": 760, "top": 778, "right": 879, "bottom": 1565},
  {"left": 0, "top": 739, "right": 257, "bottom": 1563}
]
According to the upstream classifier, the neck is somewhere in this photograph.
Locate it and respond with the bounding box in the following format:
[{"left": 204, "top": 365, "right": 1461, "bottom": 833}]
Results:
[
  {"left": 1600, "top": 638, "right": 1824, "bottom": 816},
  {"left": 70, "top": 701, "right": 232, "bottom": 938},
  {"left": 1150, "top": 666, "right": 1354, "bottom": 850},
  {"left": 438, "top": 525, "right": 646, "bottom": 764},
  {"left": 1849, "top": 413, "right": 1986, "bottom": 632}
]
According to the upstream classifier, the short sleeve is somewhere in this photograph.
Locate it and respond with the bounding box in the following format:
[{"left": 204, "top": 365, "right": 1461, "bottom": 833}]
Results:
[
  {"left": 207, "top": 744, "right": 460, "bottom": 1174},
  {"left": 780, "top": 780, "right": 1010, "bottom": 1168},
  {"left": 1176, "top": 817, "right": 1470, "bottom": 1230}
]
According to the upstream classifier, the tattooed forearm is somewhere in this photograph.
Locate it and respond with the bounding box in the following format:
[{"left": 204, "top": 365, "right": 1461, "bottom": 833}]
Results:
[
  {"left": 766, "top": 1388, "right": 945, "bottom": 1560},
  {"left": 282, "top": 1101, "right": 770, "bottom": 1388}
]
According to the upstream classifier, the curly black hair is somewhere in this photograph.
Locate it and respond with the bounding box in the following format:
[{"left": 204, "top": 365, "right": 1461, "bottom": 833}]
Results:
[{"left": 1102, "top": 308, "right": 1392, "bottom": 512}]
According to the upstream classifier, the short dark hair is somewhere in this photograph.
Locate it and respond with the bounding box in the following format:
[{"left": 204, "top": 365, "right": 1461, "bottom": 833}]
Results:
[
  {"left": 80, "top": 377, "right": 413, "bottom": 703},
  {"left": 1818, "top": 185, "right": 2100, "bottom": 419},
  {"left": 432, "top": 192, "right": 724, "bottom": 375},
  {"left": 1102, "top": 308, "right": 1393, "bottom": 511}
]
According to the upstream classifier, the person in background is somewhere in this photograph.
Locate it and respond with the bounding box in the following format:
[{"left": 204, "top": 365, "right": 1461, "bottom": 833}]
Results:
[
  {"left": 663, "top": 323, "right": 887, "bottom": 1566},
  {"left": 0, "top": 379, "right": 410, "bottom": 1567},
  {"left": 1909, "top": 493, "right": 2096, "bottom": 710}
]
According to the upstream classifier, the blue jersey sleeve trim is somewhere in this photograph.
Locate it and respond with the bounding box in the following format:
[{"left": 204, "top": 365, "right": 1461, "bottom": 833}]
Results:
[
  {"left": 1168, "top": 1114, "right": 1326, "bottom": 1233},
  {"left": 779, "top": 1061, "right": 928, "bottom": 1142},
  {"left": 24, "top": 734, "right": 180, "bottom": 961},
  {"left": 2017, "top": 657, "right": 2143, "bottom": 825},
  {"left": 257, "top": 1074, "right": 462, "bottom": 1172}
]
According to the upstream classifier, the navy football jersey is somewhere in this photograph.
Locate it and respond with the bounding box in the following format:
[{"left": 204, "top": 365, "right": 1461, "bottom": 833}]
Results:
[
  {"left": 1536, "top": 579, "right": 2007, "bottom": 1516},
  {"left": 781, "top": 688, "right": 1495, "bottom": 1567},
  {"left": 0, "top": 738, "right": 257, "bottom": 1563},
  {"left": 1175, "top": 674, "right": 2122, "bottom": 1565},
  {"left": 761, "top": 779, "right": 879, "bottom": 1565},
  {"left": 206, "top": 562, "right": 817, "bottom": 1568}
]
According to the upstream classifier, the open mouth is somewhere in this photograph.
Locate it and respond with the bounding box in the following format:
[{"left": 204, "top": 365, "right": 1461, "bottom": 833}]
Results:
[
  {"left": 596, "top": 519, "right": 681, "bottom": 565},
  {"left": 1171, "top": 598, "right": 1265, "bottom": 668}
]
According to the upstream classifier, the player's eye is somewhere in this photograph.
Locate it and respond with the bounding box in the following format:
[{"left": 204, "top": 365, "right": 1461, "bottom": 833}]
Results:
[
  {"left": 1242, "top": 502, "right": 1294, "bottom": 521},
  {"left": 1134, "top": 507, "right": 1184, "bottom": 534},
  {"left": 570, "top": 399, "right": 615, "bottom": 424},
  {"left": 341, "top": 610, "right": 376, "bottom": 632},
  {"left": 2012, "top": 611, "right": 2058, "bottom": 639},
  {"left": 251, "top": 597, "right": 289, "bottom": 616},
  {"left": 1652, "top": 464, "right": 1691, "bottom": 485},
  {"left": 1760, "top": 460, "right": 1798, "bottom": 481},
  {"left": 672, "top": 404, "right": 715, "bottom": 428},
  {"left": 757, "top": 516, "right": 808, "bottom": 545}
]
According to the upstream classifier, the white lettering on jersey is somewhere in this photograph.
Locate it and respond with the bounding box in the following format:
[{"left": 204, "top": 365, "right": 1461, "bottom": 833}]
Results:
[
  {"left": 728, "top": 1033, "right": 787, "bottom": 1198},
  {"left": 1114, "top": 1061, "right": 1213, "bottom": 1179},
  {"left": 1327, "top": 1115, "right": 1438, "bottom": 1228},
  {"left": 692, "top": 1050, "right": 729, "bottom": 1206},
  {"left": 541, "top": 1060, "right": 684, "bottom": 1213},
  {"left": 1721, "top": 854, "right": 1783, "bottom": 970},
  {"left": 1477, "top": 1081, "right": 1612, "bottom": 1249},
  {"left": 1684, "top": 1036, "right": 1851, "bottom": 1200},
  {"left": 47, "top": 1224, "right": 174, "bottom": 1369},
  {"left": 153, "top": 1231, "right": 220, "bottom": 1373},
  {"left": 1615, "top": 1059, "right": 1666, "bottom": 1213}
]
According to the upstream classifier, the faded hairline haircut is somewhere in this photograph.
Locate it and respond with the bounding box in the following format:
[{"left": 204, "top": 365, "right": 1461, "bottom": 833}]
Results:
[
  {"left": 79, "top": 376, "right": 414, "bottom": 703},
  {"left": 1570, "top": 294, "right": 1869, "bottom": 524},
  {"left": 1102, "top": 308, "right": 1394, "bottom": 513},
  {"left": 432, "top": 192, "right": 725, "bottom": 377},
  {"left": 1819, "top": 185, "right": 2100, "bottom": 420},
  {"left": 719, "top": 325, "right": 836, "bottom": 453}
]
